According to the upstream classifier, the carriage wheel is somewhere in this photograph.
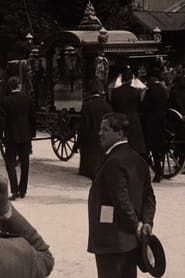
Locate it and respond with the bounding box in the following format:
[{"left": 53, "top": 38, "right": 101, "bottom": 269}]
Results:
[
  {"left": 148, "top": 145, "right": 185, "bottom": 179},
  {"left": 161, "top": 145, "right": 185, "bottom": 178},
  {"left": 0, "top": 141, "right": 5, "bottom": 159},
  {"left": 51, "top": 131, "right": 77, "bottom": 161},
  {"left": 148, "top": 108, "right": 185, "bottom": 179}
]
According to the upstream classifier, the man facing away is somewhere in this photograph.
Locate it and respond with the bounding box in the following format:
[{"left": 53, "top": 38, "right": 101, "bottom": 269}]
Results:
[
  {"left": 0, "top": 75, "right": 36, "bottom": 200},
  {"left": 0, "top": 175, "right": 54, "bottom": 277},
  {"left": 87, "top": 112, "right": 156, "bottom": 278}
]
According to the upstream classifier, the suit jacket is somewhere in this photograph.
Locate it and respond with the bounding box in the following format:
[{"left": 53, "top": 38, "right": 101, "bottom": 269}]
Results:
[
  {"left": 142, "top": 82, "right": 168, "bottom": 149},
  {"left": 0, "top": 91, "right": 36, "bottom": 143},
  {"left": 111, "top": 84, "right": 145, "bottom": 154},
  {"left": 78, "top": 95, "right": 112, "bottom": 179},
  {"left": 0, "top": 206, "right": 54, "bottom": 278},
  {"left": 87, "top": 143, "right": 156, "bottom": 254}
]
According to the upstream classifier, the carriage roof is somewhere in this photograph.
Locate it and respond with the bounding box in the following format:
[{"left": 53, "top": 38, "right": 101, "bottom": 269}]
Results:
[{"left": 41, "top": 29, "right": 161, "bottom": 58}]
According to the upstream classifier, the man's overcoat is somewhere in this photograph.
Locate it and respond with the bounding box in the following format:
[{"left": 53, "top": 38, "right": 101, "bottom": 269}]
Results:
[
  {"left": 78, "top": 95, "right": 111, "bottom": 179},
  {"left": 88, "top": 143, "right": 156, "bottom": 254},
  {"left": 142, "top": 82, "right": 168, "bottom": 152},
  {"left": 0, "top": 92, "right": 36, "bottom": 143}
]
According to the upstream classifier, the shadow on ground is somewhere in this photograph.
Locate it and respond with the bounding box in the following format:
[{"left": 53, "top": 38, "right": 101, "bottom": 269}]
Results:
[
  {"left": 29, "top": 158, "right": 91, "bottom": 189},
  {"left": 18, "top": 194, "right": 88, "bottom": 205}
]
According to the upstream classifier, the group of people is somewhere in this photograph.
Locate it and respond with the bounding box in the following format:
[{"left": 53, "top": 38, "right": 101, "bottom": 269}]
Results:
[
  {"left": 78, "top": 62, "right": 185, "bottom": 183},
  {"left": 0, "top": 60, "right": 183, "bottom": 277},
  {"left": 75, "top": 63, "right": 185, "bottom": 277}
]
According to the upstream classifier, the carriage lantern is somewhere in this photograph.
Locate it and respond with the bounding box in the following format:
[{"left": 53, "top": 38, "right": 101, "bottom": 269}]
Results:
[
  {"left": 153, "top": 27, "right": 162, "bottom": 42},
  {"left": 64, "top": 45, "right": 78, "bottom": 93},
  {"left": 25, "top": 32, "right": 34, "bottom": 46},
  {"left": 95, "top": 53, "right": 109, "bottom": 94},
  {"left": 28, "top": 48, "right": 42, "bottom": 73},
  {"left": 98, "top": 27, "right": 108, "bottom": 44}
]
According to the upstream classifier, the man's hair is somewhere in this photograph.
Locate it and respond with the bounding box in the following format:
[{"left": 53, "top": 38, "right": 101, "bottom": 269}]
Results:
[
  {"left": 8, "top": 76, "right": 21, "bottom": 91},
  {"left": 103, "top": 112, "right": 130, "bottom": 136},
  {"left": 120, "top": 65, "right": 133, "bottom": 82}
]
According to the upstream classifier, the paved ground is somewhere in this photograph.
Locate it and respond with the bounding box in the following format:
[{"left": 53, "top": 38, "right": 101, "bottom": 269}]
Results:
[{"left": 0, "top": 136, "right": 185, "bottom": 278}]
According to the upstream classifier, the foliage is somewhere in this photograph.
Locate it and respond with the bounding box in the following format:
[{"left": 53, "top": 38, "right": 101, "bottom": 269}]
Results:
[
  {"left": 94, "top": 0, "right": 134, "bottom": 29},
  {"left": 0, "top": 0, "right": 135, "bottom": 65}
]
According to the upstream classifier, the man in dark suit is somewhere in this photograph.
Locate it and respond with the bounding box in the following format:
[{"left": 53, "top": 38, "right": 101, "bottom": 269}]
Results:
[
  {"left": 0, "top": 175, "right": 54, "bottom": 277},
  {"left": 87, "top": 112, "right": 156, "bottom": 278},
  {"left": 142, "top": 75, "right": 168, "bottom": 182},
  {"left": 0, "top": 75, "right": 36, "bottom": 200}
]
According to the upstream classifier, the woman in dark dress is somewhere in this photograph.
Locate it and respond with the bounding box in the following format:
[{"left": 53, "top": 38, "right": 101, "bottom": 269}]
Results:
[
  {"left": 78, "top": 80, "right": 112, "bottom": 180},
  {"left": 111, "top": 66, "right": 146, "bottom": 156},
  {"left": 142, "top": 75, "right": 168, "bottom": 182}
]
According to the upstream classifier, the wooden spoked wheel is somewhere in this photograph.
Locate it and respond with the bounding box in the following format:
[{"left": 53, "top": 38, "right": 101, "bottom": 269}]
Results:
[
  {"left": 51, "top": 130, "right": 77, "bottom": 161},
  {"left": 0, "top": 141, "right": 5, "bottom": 159},
  {"left": 148, "top": 146, "right": 185, "bottom": 179}
]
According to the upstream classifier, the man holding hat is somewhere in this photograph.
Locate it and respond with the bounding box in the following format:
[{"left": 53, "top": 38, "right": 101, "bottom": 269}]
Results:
[
  {"left": 87, "top": 112, "right": 156, "bottom": 278},
  {"left": 0, "top": 174, "right": 54, "bottom": 277}
]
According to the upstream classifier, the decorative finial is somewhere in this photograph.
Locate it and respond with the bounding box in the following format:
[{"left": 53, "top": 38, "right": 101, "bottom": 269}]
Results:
[
  {"left": 78, "top": 1, "right": 102, "bottom": 30},
  {"left": 98, "top": 27, "right": 108, "bottom": 44}
]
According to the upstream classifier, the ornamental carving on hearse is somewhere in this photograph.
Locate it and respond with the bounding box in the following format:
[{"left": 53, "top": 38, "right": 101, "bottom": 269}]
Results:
[{"left": 78, "top": 1, "right": 102, "bottom": 30}]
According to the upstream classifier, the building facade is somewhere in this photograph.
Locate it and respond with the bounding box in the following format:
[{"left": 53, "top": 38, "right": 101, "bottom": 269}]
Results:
[{"left": 134, "top": 0, "right": 185, "bottom": 11}]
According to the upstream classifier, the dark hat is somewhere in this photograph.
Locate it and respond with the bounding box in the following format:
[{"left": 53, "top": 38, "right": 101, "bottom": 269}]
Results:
[
  {"left": 120, "top": 65, "right": 133, "bottom": 82},
  {"left": 137, "top": 234, "right": 166, "bottom": 277},
  {"left": 148, "top": 66, "right": 161, "bottom": 79},
  {"left": 8, "top": 75, "right": 21, "bottom": 90}
]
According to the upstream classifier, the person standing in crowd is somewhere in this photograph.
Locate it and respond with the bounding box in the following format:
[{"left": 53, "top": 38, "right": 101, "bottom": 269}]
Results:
[
  {"left": 110, "top": 65, "right": 146, "bottom": 156},
  {"left": 168, "top": 75, "right": 185, "bottom": 115},
  {"left": 142, "top": 72, "right": 168, "bottom": 183},
  {"left": 0, "top": 75, "right": 36, "bottom": 200},
  {"left": 78, "top": 79, "right": 112, "bottom": 180},
  {"left": 87, "top": 112, "right": 156, "bottom": 278},
  {"left": 0, "top": 174, "right": 54, "bottom": 277}
]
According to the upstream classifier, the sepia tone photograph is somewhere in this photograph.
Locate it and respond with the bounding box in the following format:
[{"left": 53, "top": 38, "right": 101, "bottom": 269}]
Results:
[{"left": 0, "top": 0, "right": 185, "bottom": 277}]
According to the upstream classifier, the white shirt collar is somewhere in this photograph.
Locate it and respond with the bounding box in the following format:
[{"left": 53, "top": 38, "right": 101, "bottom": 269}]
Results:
[{"left": 106, "top": 140, "right": 128, "bottom": 155}]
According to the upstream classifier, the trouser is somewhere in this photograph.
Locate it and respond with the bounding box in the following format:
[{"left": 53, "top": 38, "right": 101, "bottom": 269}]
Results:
[
  {"left": 95, "top": 249, "right": 137, "bottom": 278},
  {"left": 152, "top": 151, "right": 163, "bottom": 177},
  {"left": 5, "top": 142, "right": 31, "bottom": 194},
  {"left": 0, "top": 206, "right": 54, "bottom": 278}
]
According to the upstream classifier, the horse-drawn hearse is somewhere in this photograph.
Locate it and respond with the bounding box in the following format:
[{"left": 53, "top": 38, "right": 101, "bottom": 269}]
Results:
[{"left": 1, "top": 1, "right": 184, "bottom": 178}]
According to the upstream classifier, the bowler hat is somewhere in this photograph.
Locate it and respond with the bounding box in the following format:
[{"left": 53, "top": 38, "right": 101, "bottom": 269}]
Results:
[{"left": 137, "top": 234, "right": 166, "bottom": 277}]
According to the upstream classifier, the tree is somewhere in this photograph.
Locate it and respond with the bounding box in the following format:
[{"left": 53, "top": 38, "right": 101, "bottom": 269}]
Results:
[
  {"left": 0, "top": 0, "right": 135, "bottom": 65},
  {"left": 94, "top": 0, "right": 134, "bottom": 29}
]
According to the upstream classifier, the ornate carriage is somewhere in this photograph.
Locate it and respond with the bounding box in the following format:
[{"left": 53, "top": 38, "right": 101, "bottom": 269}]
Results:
[{"left": 2, "top": 1, "right": 183, "bottom": 178}]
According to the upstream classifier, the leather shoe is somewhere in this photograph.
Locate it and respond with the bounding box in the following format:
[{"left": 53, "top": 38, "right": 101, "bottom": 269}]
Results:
[
  {"left": 20, "top": 194, "right": 26, "bottom": 199},
  {"left": 9, "top": 192, "right": 20, "bottom": 201}
]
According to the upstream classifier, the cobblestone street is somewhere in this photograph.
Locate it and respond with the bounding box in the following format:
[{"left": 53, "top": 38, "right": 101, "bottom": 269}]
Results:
[{"left": 0, "top": 136, "right": 185, "bottom": 278}]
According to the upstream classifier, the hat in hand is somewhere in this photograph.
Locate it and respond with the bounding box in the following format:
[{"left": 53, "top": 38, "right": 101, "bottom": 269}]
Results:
[{"left": 137, "top": 234, "right": 166, "bottom": 277}]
